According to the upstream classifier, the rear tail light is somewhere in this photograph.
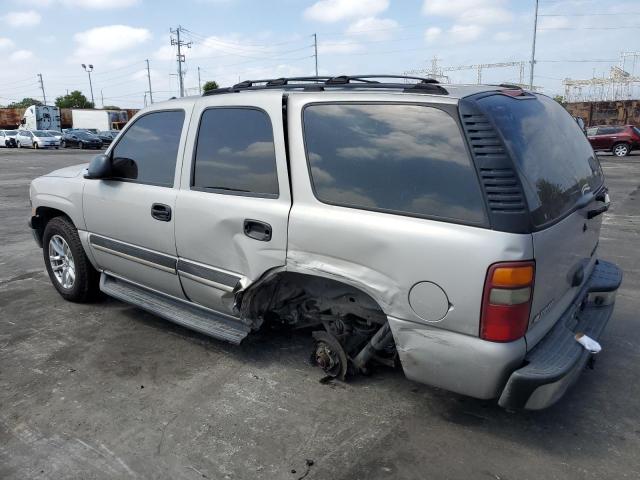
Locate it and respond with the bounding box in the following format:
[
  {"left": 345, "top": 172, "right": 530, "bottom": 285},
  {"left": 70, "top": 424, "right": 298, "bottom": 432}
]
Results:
[{"left": 480, "top": 261, "right": 535, "bottom": 342}]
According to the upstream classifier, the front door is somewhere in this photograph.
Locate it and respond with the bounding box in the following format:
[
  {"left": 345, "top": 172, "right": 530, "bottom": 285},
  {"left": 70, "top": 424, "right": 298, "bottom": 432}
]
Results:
[
  {"left": 174, "top": 98, "right": 291, "bottom": 315},
  {"left": 83, "top": 108, "right": 191, "bottom": 298}
]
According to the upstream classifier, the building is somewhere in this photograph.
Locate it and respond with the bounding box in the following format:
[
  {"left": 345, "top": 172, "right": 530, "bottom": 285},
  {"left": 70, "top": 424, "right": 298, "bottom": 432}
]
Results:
[{"left": 565, "top": 100, "right": 640, "bottom": 127}]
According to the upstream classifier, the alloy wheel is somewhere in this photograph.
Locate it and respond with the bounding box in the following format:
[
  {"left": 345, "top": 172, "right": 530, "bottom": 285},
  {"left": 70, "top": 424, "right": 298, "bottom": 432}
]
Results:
[{"left": 48, "top": 234, "right": 76, "bottom": 289}]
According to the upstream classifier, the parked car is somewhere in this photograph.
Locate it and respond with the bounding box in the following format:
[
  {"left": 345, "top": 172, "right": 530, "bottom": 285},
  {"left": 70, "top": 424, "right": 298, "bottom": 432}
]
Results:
[
  {"left": 586, "top": 124, "right": 640, "bottom": 157},
  {"left": 96, "top": 130, "right": 117, "bottom": 145},
  {"left": 16, "top": 130, "right": 60, "bottom": 149},
  {"left": 28, "top": 76, "right": 621, "bottom": 411},
  {"left": 61, "top": 130, "right": 103, "bottom": 149},
  {"left": 46, "top": 130, "right": 64, "bottom": 142},
  {"left": 1, "top": 129, "right": 18, "bottom": 147}
]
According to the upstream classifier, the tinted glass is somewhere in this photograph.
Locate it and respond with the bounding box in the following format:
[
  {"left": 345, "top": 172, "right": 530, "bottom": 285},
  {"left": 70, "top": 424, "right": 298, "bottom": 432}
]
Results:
[
  {"left": 479, "top": 94, "right": 603, "bottom": 227},
  {"left": 193, "top": 108, "right": 278, "bottom": 195},
  {"left": 586, "top": 127, "right": 597, "bottom": 136},
  {"left": 111, "top": 110, "right": 185, "bottom": 186},
  {"left": 303, "top": 103, "right": 486, "bottom": 224},
  {"left": 634, "top": 127, "right": 640, "bottom": 136}
]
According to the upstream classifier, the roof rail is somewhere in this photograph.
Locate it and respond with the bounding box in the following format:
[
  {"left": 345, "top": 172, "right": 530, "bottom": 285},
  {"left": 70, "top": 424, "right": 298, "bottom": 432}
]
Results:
[{"left": 202, "top": 75, "right": 448, "bottom": 96}]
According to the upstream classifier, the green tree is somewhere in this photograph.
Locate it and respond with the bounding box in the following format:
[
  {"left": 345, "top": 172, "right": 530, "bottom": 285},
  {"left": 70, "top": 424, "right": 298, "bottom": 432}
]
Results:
[
  {"left": 55, "top": 90, "right": 94, "bottom": 109},
  {"left": 7, "top": 97, "right": 43, "bottom": 108},
  {"left": 202, "top": 80, "right": 219, "bottom": 93},
  {"left": 553, "top": 95, "right": 566, "bottom": 106}
]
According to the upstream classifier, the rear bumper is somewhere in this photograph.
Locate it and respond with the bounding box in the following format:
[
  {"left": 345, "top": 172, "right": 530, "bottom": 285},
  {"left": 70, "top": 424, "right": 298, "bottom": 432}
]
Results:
[{"left": 498, "top": 260, "right": 622, "bottom": 410}]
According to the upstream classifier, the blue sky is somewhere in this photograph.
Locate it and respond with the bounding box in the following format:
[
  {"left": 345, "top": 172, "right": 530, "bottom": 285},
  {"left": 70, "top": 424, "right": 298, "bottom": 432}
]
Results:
[{"left": 0, "top": 0, "right": 638, "bottom": 107}]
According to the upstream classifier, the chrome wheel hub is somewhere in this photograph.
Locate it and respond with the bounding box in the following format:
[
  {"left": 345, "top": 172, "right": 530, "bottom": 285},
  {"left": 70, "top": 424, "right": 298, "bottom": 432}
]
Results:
[
  {"left": 49, "top": 235, "right": 75, "bottom": 289},
  {"left": 614, "top": 145, "right": 627, "bottom": 156}
]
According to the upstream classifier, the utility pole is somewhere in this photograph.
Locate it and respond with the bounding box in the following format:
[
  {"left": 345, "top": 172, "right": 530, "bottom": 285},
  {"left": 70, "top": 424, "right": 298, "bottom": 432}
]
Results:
[
  {"left": 170, "top": 26, "right": 191, "bottom": 97},
  {"left": 529, "top": 0, "right": 539, "bottom": 90},
  {"left": 313, "top": 33, "right": 318, "bottom": 77},
  {"left": 37, "top": 73, "right": 46, "bottom": 105},
  {"left": 146, "top": 59, "right": 154, "bottom": 104},
  {"left": 100, "top": 89, "right": 104, "bottom": 108},
  {"left": 197, "top": 66, "right": 202, "bottom": 95},
  {"left": 81, "top": 64, "right": 95, "bottom": 107}
]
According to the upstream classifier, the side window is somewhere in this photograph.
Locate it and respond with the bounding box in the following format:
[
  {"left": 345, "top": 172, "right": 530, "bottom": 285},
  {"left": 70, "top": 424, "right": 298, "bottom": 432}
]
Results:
[
  {"left": 192, "top": 108, "right": 278, "bottom": 196},
  {"left": 586, "top": 127, "right": 597, "bottom": 136},
  {"left": 303, "top": 103, "right": 487, "bottom": 224},
  {"left": 111, "top": 110, "right": 185, "bottom": 187}
]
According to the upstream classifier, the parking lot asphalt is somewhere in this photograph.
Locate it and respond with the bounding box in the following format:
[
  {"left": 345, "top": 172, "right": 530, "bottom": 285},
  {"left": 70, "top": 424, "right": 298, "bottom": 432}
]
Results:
[{"left": 1, "top": 147, "right": 639, "bottom": 480}]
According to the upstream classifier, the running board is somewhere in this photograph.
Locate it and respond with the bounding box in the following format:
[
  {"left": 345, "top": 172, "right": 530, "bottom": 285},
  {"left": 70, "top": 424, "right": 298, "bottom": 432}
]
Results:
[{"left": 100, "top": 273, "right": 250, "bottom": 344}]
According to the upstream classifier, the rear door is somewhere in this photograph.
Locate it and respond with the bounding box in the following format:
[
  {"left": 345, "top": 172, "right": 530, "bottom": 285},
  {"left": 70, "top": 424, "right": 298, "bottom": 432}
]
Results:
[
  {"left": 479, "top": 93, "right": 606, "bottom": 348},
  {"left": 174, "top": 95, "right": 291, "bottom": 315}
]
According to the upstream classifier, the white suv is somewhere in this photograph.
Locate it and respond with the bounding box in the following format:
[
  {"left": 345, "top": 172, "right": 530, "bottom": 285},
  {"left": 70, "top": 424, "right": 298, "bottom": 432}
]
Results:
[{"left": 28, "top": 76, "right": 622, "bottom": 410}]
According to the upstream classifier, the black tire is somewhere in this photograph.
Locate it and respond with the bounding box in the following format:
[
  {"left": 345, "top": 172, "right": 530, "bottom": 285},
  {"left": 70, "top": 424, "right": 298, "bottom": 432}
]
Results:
[
  {"left": 61, "top": 141, "right": 66, "bottom": 148},
  {"left": 612, "top": 142, "right": 630, "bottom": 157},
  {"left": 43, "top": 216, "right": 99, "bottom": 302},
  {"left": 79, "top": 141, "right": 84, "bottom": 150},
  {"left": 17, "top": 141, "right": 21, "bottom": 149},
  {"left": 33, "top": 142, "right": 39, "bottom": 149}
]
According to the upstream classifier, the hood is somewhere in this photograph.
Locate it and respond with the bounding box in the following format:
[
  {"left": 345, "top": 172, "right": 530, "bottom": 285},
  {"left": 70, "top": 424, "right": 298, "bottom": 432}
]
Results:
[{"left": 44, "top": 163, "right": 88, "bottom": 178}]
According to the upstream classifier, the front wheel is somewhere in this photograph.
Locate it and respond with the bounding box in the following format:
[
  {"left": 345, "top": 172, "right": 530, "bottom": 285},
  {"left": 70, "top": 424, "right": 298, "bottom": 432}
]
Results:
[
  {"left": 43, "top": 216, "right": 99, "bottom": 302},
  {"left": 79, "top": 142, "right": 84, "bottom": 150},
  {"left": 17, "top": 141, "right": 21, "bottom": 148},
  {"left": 613, "top": 142, "right": 630, "bottom": 157},
  {"left": 61, "top": 141, "right": 66, "bottom": 148},
  {"left": 33, "top": 142, "right": 39, "bottom": 149}
]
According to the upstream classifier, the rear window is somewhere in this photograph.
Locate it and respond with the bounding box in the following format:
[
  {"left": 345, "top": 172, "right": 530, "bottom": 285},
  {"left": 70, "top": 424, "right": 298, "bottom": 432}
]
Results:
[
  {"left": 478, "top": 94, "right": 603, "bottom": 227},
  {"left": 303, "top": 103, "right": 486, "bottom": 224}
]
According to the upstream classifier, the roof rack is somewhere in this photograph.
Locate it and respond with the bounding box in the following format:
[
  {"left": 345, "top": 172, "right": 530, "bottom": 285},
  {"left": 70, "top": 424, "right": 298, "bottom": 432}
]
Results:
[{"left": 202, "top": 75, "right": 448, "bottom": 96}]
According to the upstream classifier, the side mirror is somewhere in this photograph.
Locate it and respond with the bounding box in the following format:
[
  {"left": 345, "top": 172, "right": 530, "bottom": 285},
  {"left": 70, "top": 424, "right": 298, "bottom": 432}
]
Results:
[{"left": 85, "top": 154, "right": 112, "bottom": 179}]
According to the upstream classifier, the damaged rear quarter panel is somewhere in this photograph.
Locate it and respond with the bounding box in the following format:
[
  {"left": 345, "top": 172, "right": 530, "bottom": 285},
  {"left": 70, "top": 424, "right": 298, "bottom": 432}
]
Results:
[{"left": 286, "top": 91, "right": 534, "bottom": 337}]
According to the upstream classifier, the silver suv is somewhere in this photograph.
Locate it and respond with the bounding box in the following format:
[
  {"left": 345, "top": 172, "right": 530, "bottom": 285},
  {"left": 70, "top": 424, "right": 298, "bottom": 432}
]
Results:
[{"left": 28, "top": 76, "right": 622, "bottom": 410}]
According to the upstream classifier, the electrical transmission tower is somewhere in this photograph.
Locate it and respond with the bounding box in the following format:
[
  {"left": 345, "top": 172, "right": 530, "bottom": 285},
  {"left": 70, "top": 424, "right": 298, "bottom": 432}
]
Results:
[
  {"left": 563, "top": 51, "right": 640, "bottom": 102},
  {"left": 170, "top": 26, "right": 191, "bottom": 97}
]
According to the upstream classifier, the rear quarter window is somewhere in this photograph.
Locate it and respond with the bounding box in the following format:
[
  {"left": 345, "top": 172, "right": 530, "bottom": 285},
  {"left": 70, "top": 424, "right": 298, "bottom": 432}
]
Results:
[{"left": 302, "top": 103, "right": 487, "bottom": 225}]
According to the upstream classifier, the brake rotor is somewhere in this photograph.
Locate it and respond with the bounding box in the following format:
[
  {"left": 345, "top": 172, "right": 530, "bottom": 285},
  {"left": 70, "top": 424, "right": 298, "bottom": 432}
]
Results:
[{"left": 311, "top": 331, "right": 348, "bottom": 380}]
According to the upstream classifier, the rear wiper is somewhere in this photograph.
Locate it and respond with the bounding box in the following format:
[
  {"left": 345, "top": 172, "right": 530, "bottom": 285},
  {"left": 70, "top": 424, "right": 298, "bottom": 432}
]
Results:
[{"left": 587, "top": 191, "right": 610, "bottom": 219}]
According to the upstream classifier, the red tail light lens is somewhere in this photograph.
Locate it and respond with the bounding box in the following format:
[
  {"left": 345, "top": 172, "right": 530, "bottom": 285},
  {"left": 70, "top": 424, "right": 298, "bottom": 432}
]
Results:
[{"left": 480, "top": 261, "right": 535, "bottom": 342}]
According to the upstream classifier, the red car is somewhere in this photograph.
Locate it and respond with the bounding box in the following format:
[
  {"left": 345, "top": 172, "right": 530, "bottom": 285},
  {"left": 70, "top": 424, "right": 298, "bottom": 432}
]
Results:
[{"left": 586, "top": 124, "right": 640, "bottom": 157}]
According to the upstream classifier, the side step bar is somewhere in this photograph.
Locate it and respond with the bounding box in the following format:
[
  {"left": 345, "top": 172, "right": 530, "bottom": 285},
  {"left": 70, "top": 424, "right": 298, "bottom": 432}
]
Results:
[{"left": 100, "top": 273, "right": 251, "bottom": 344}]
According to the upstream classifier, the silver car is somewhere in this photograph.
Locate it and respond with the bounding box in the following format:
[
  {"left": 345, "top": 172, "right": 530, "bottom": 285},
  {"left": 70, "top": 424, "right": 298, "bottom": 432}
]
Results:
[
  {"left": 46, "top": 130, "right": 64, "bottom": 142},
  {"left": 28, "top": 75, "right": 622, "bottom": 410},
  {"left": 16, "top": 129, "right": 60, "bottom": 149}
]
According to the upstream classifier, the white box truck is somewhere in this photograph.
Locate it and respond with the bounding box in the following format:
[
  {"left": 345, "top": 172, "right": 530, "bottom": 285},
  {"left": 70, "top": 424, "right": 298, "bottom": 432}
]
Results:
[
  {"left": 71, "top": 109, "right": 128, "bottom": 132},
  {"left": 20, "top": 105, "right": 61, "bottom": 131}
]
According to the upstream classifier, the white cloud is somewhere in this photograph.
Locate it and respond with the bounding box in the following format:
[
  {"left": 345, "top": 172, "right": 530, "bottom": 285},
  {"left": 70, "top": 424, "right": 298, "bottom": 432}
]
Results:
[
  {"left": 10, "top": 50, "right": 34, "bottom": 61},
  {"left": 62, "top": 0, "right": 139, "bottom": 8},
  {"left": 73, "top": 25, "right": 151, "bottom": 58},
  {"left": 3, "top": 11, "right": 42, "bottom": 27},
  {"left": 423, "top": 0, "right": 512, "bottom": 25},
  {"left": 346, "top": 17, "right": 399, "bottom": 41},
  {"left": 493, "top": 31, "right": 517, "bottom": 42},
  {"left": 539, "top": 16, "right": 570, "bottom": 31},
  {"left": 424, "top": 27, "right": 442, "bottom": 43},
  {"left": 318, "top": 39, "right": 363, "bottom": 54},
  {"left": 448, "top": 24, "right": 484, "bottom": 43},
  {"left": 304, "top": 0, "right": 389, "bottom": 23},
  {"left": 0, "top": 38, "right": 15, "bottom": 49}
]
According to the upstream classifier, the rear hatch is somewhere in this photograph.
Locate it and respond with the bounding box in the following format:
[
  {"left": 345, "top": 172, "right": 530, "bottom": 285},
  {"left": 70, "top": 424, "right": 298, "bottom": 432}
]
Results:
[{"left": 477, "top": 93, "right": 606, "bottom": 349}]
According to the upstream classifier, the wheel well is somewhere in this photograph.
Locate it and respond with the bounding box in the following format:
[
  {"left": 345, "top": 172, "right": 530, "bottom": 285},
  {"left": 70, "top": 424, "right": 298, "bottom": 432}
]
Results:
[
  {"left": 32, "top": 207, "right": 73, "bottom": 244},
  {"left": 239, "top": 271, "right": 387, "bottom": 328}
]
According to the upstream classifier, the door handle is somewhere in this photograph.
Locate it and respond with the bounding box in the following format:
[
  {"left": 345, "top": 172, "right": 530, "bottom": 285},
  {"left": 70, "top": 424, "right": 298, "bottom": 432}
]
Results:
[
  {"left": 151, "top": 203, "right": 172, "bottom": 222},
  {"left": 243, "top": 219, "right": 272, "bottom": 241}
]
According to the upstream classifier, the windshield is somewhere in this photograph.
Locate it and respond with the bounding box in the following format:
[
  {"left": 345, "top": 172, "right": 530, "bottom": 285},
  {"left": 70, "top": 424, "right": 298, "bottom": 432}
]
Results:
[
  {"left": 6, "top": 130, "right": 18, "bottom": 136},
  {"left": 33, "top": 131, "right": 52, "bottom": 137},
  {"left": 478, "top": 93, "right": 604, "bottom": 227},
  {"left": 47, "top": 130, "right": 62, "bottom": 135}
]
